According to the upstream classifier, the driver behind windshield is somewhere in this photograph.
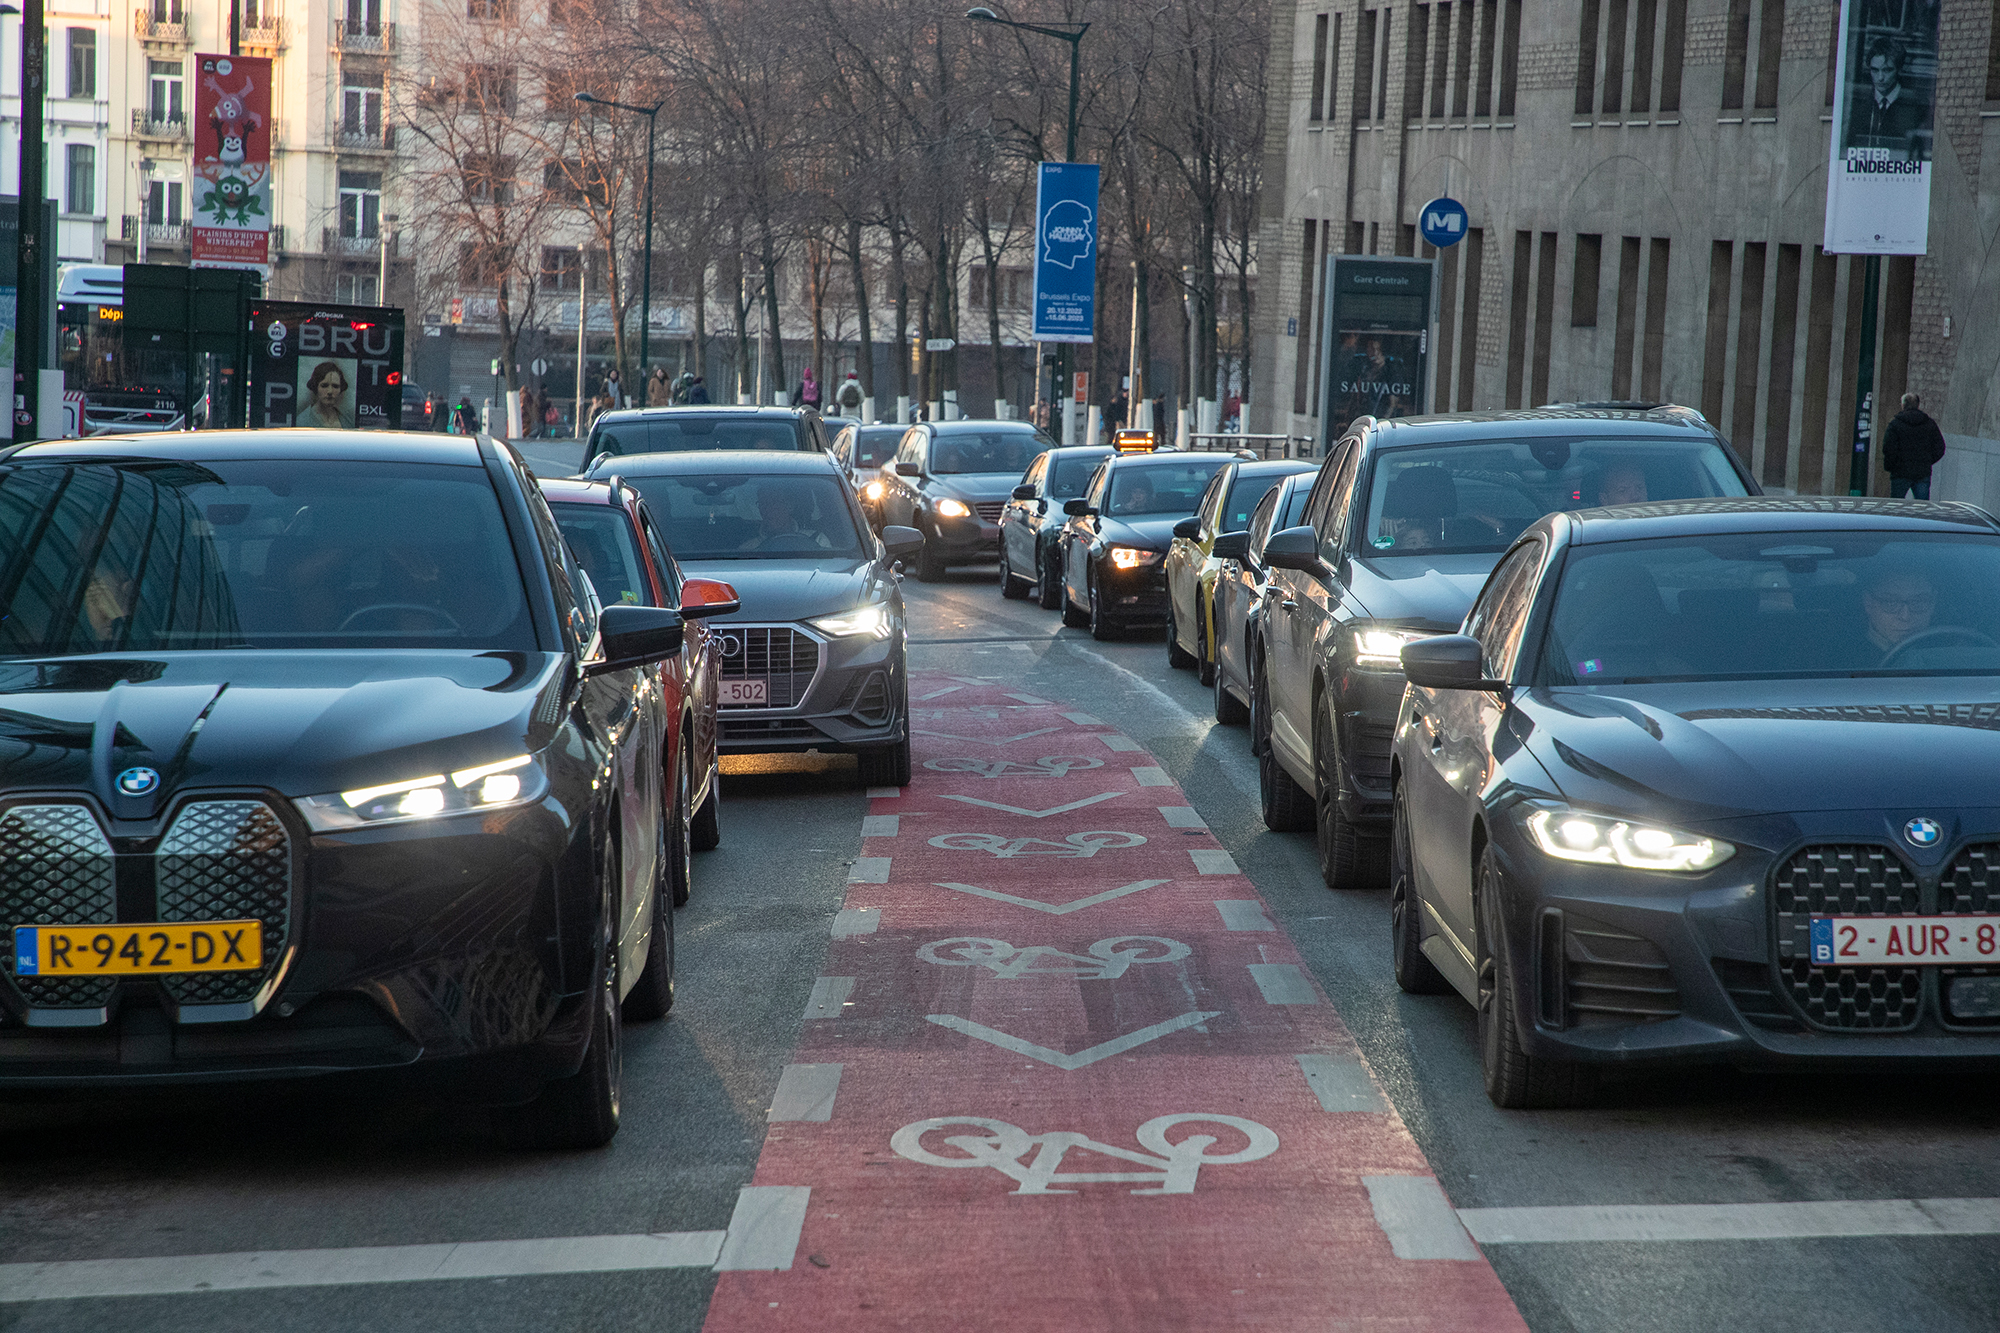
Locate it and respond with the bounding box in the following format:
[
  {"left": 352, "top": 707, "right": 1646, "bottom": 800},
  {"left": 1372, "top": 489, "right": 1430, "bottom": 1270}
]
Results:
[
  {"left": 1110, "top": 473, "right": 1157, "bottom": 517},
  {"left": 1858, "top": 567, "right": 1936, "bottom": 661},
  {"left": 739, "top": 483, "right": 829, "bottom": 551},
  {"left": 1594, "top": 462, "right": 1650, "bottom": 506}
]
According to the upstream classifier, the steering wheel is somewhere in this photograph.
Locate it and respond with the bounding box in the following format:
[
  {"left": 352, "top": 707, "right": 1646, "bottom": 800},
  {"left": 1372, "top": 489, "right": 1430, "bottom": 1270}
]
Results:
[
  {"left": 338, "top": 603, "right": 462, "bottom": 633},
  {"left": 1880, "top": 626, "right": 2000, "bottom": 667}
]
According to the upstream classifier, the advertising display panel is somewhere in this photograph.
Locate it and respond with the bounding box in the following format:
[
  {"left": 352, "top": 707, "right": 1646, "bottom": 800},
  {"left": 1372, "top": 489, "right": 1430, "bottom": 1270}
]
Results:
[
  {"left": 1032, "top": 163, "right": 1099, "bottom": 344},
  {"left": 192, "top": 53, "right": 274, "bottom": 271},
  {"left": 248, "top": 301, "right": 404, "bottom": 429},
  {"left": 1823, "top": 0, "right": 1937, "bottom": 254},
  {"left": 1318, "top": 256, "right": 1434, "bottom": 453}
]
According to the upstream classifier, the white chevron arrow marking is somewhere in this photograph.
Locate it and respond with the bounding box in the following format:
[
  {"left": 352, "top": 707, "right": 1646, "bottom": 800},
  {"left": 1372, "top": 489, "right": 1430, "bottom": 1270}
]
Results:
[
  {"left": 925, "top": 1010, "right": 1220, "bottom": 1070},
  {"left": 939, "top": 791, "right": 1122, "bottom": 818},
  {"left": 936, "top": 879, "right": 1171, "bottom": 915},
  {"left": 915, "top": 727, "right": 1064, "bottom": 746}
]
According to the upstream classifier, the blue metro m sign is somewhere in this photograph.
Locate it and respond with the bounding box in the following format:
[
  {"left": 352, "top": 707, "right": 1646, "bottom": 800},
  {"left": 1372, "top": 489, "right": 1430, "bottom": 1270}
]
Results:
[{"left": 1418, "top": 197, "right": 1469, "bottom": 249}]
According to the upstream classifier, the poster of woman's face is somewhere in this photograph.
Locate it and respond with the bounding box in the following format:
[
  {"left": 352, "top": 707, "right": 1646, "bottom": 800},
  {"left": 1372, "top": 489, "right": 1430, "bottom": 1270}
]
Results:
[{"left": 299, "top": 358, "right": 357, "bottom": 429}]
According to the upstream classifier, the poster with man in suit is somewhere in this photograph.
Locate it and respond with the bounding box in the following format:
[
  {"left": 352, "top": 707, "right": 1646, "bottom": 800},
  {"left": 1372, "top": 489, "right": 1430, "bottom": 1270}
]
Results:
[{"left": 1824, "top": 0, "right": 1938, "bottom": 254}]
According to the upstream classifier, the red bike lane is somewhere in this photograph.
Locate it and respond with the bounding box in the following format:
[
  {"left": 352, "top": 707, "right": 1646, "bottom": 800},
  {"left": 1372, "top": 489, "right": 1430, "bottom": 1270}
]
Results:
[{"left": 702, "top": 677, "right": 1527, "bottom": 1332}]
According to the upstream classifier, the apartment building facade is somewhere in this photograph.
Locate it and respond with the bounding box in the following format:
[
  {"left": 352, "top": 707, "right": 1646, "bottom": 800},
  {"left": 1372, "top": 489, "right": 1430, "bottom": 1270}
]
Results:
[{"left": 1248, "top": 0, "right": 2000, "bottom": 503}]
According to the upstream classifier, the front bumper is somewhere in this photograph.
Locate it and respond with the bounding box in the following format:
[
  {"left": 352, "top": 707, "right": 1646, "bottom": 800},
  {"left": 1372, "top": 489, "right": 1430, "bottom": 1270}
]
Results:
[
  {"left": 927, "top": 513, "right": 1003, "bottom": 563},
  {"left": 1484, "top": 809, "right": 2000, "bottom": 1069},
  {"left": 716, "top": 622, "right": 908, "bottom": 755},
  {"left": 1093, "top": 558, "right": 1169, "bottom": 624}
]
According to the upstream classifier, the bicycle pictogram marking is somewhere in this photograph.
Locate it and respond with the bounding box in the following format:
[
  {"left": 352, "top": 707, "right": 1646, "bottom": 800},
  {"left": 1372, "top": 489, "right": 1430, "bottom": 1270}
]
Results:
[
  {"left": 890, "top": 1114, "right": 1279, "bottom": 1195},
  {"left": 922, "top": 755, "right": 1105, "bottom": 779},
  {"left": 917, "top": 935, "right": 1190, "bottom": 980}
]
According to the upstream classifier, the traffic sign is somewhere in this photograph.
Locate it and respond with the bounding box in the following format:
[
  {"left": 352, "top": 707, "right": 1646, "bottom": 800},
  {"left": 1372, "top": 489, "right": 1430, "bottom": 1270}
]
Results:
[
  {"left": 532, "top": 358, "right": 548, "bottom": 376},
  {"left": 1418, "top": 197, "right": 1469, "bottom": 248},
  {"left": 924, "top": 338, "right": 956, "bottom": 352}
]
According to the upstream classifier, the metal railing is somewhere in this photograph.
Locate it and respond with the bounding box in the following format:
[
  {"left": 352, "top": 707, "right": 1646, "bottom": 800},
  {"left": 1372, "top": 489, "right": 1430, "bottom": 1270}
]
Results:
[
  {"left": 241, "top": 17, "right": 287, "bottom": 50},
  {"left": 134, "top": 10, "right": 189, "bottom": 42},
  {"left": 334, "top": 124, "right": 395, "bottom": 152},
  {"left": 1183, "top": 432, "right": 1317, "bottom": 461},
  {"left": 332, "top": 19, "right": 394, "bottom": 51},
  {"left": 322, "top": 228, "right": 383, "bottom": 255},
  {"left": 120, "top": 216, "right": 191, "bottom": 247},
  {"left": 130, "top": 110, "right": 188, "bottom": 140}
]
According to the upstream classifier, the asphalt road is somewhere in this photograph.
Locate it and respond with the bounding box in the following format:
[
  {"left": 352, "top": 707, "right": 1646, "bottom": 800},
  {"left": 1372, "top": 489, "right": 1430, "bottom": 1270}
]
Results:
[{"left": 3, "top": 559, "right": 1997, "bottom": 1331}]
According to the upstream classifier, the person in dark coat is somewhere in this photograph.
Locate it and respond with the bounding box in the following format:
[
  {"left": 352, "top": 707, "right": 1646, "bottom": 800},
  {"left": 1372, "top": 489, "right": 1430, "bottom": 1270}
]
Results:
[
  {"left": 1845, "top": 37, "right": 1929, "bottom": 157},
  {"left": 688, "top": 376, "right": 711, "bottom": 404},
  {"left": 1882, "top": 392, "right": 1947, "bottom": 499},
  {"left": 1104, "top": 391, "right": 1128, "bottom": 432}
]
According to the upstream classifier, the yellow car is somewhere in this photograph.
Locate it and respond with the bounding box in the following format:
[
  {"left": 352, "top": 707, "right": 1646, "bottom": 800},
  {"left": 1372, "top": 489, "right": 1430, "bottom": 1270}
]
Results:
[{"left": 1162, "top": 458, "right": 1317, "bottom": 685}]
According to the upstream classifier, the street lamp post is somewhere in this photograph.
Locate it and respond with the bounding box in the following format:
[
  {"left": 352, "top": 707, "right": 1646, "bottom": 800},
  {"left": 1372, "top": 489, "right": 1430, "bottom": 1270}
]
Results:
[
  {"left": 966, "top": 6, "right": 1088, "bottom": 441},
  {"left": 574, "top": 92, "right": 662, "bottom": 387},
  {"left": 378, "top": 212, "right": 398, "bottom": 304}
]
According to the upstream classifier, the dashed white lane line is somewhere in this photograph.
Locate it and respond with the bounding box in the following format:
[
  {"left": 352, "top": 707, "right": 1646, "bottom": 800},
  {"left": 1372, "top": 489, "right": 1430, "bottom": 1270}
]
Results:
[
  {"left": 1006, "top": 692, "right": 1053, "bottom": 705},
  {"left": 1295, "top": 1054, "right": 1389, "bottom": 1112},
  {"left": 831, "top": 908, "right": 880, "bottom": 938},
  {"left": 804, "top": 977, "right": 856, "bottom": 1020},
  {"left": 1214, "top": 900, "right": 1275, "bottom": 931},
  {"left": 1060, "top": 711, "right": 1102, "bottom": 725},
  {"left": 865, "top": 786, "right": 902, "bottom": 798},
  {"left": 1130, "top": 766, "right": 1172, "bottom": 786},
  {"left": 713, "top": 1186, "right": 814, "bottom": 1271},
  {"left": 1366, "top": 1177, "right": 1484, "bottom": 1261},
  {"left": 768, "top": 1063, "right": 844, "bottom": 1122},
  {"left": 1459, "top": 1197, "right": 2000, "bottom": 1244},
  {"left": 848, "top": 857, "right": 892, "bottom": 884},
  {"left": 1098, "top": 735, "right": 1144, "bottom": 751},
  {"left": 860, "top": 814, "right": 900, "bottom": 837},
  {"left": 1190, "top": 849, "right": 1240, "bottom": 875},
  {"left": 915, "top": 685, "right": 962, "bottom": 701},
  {"left": 1158, "top": 805, "right": 1208, "bottom": 828},
  {"left": 1247, "top": 963, "right": 1319, "bottom": 1005}
]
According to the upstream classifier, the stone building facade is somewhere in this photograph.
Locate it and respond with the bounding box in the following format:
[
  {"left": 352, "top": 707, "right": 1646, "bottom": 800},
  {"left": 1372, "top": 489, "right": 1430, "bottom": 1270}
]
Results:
[{"left": 1247, "top": 0, "right": 2000, "bottom": 504}]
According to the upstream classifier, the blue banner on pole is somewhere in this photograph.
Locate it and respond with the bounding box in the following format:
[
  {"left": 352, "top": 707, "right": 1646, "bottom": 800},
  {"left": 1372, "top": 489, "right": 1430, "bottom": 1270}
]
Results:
[{"left": 1032, "top": 162, "right": 1099, "bottom": 345}]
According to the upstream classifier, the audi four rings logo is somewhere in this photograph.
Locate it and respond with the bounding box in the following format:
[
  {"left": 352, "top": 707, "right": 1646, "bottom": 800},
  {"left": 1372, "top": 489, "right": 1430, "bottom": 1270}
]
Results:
[
  {"left": 116, "top": 767, "right": 161, "bottom": 796},
  {"left": 1904, "top": 817, "right": 1942, "bottom": 847},
  {"left": 717, "top": 634, "right": 743, "bottom": 658}
]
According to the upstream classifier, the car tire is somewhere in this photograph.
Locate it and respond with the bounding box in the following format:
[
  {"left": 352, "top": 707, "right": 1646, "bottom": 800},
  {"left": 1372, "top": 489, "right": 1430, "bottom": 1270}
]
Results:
[
  {"left": 1038, "top": 543, "right": 1064, "bottom": 610},
  {"left": 915, "top": 529, "right": 947, "bottom": 582},
  {"left": 1195, "top": 596, "right": 1217, "bottom": 687},
  {"left": 999, "top": 542, "right": 1031, "bottom": 599},
  {"left": 690, "top": 755, "right": 721, "bottom": 852},
  {"left": 1257, "top": 682, "right": 1314, "bottom": 833},
  {"left": 665, "top": 742, "right": 694, "bottom": 908},
  {"left": 1061, "top": 557, "right": 1091, "bottom": 627},
  {"left": 1477, "top": 848, "right": 1595, "bottom": 1109},
  {"left": 1088, "top": 572, "right": 1120, "bottom": 641},
  {"left": 624, "top": 795, "right": 679, "bottom": 1021},
  {"left": 1390, "top": 781, "right": 1451, "bottom": 995},
  {"left": 1213, "top": 662, "right": 1249, "bottom": 725},
  {"left": 1165, "top": 599, "right": 1196, "bottom": 668},
  {"left": 856, "top": 734, "right": 913, "bottom": 787},
  {"left": 1314, "top": 701, "right": 1387, "bottom": 890},
  {"left": 1249, "top": 651, "right": 1273, "bottom": 756},
  {"left": 499, "top": 848, "right": 623, "bottom": 1148}
]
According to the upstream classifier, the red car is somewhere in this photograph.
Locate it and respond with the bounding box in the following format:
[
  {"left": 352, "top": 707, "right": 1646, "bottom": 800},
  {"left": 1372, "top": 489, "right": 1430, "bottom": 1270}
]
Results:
[{"left": 541, "top": 476, "right": 735, "bottom": 902}]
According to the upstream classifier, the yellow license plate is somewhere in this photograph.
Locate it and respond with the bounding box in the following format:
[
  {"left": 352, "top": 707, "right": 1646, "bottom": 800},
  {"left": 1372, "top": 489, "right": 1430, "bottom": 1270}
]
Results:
[{"left": 12, "top": 921, "right": 262, "bottom": 976}]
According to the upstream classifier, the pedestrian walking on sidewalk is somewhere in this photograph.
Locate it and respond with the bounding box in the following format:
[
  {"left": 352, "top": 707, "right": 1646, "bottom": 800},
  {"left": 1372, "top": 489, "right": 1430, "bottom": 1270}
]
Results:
[
  {"left": 1883, "top": 392, "right": 1947, "bottom": 499},
  {"left": 647, "top": 366, "right": 673, "bottom": 406}
]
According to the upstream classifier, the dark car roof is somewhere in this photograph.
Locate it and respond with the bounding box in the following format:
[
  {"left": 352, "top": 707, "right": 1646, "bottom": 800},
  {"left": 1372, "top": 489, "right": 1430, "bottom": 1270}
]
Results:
[
  {"left": 1360, "top": 405, "right": 1719, "bottom": 445},
  {"left": 1562, "top": 497, "right": 2000, "bottom": 546},
  {"left": 595, "top": 406, "right": 815, "bottom": 426},
  {"left": 1233, "top": 458, "right": 1317, "bottom": 476},
  {"left": 591, "top": 450, "right": 843, "bottom": 478},
  {"left": 1106, "top": 450, "right": 1234, "bottom": 470},
  {"left": 2, "top": 429, "right": 487, "bottom": 465},
  {"left": 1044, "top": 445, "right": 1113, "bottom": 458},
  {"left": 927, "top": 420, "right": 1045, "bottom": 433}
]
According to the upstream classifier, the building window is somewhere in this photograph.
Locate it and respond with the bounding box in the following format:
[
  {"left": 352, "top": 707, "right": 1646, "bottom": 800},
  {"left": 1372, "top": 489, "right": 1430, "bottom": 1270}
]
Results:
[
  {"left": 467, "top": 0, "right": 513, "bottom": 19},
  {"left": 465, "top": 155, "right": 515, "bottom": 204},
  {"left": 148, "top": 59, "right": 184, "bottom": 122},
  {"left": 464, "top": 64, "right": 517, "bottom": 114},
  {"left": 335, "top": 273, "right": 380, "bottom": 304},
  {"left": 144, "top": 178, "right": 184, "bottom": 225},
  {"left": 338, "top": 170, "right": 382, "bottom": 239},
  {"left": 65, "top": 144, "right": 95, "bottom": 215},
  {"left": 66, "top": 28, "right": 95, "bottom": 99},
  {"left": 343, "top": 70, "right": 384, "bottom": 136},
  {"left": 345, "top": 0, "right": 382, "bottom": 31},
  {"left": 150, "top": 0, "right": 184, "bottom": 21}
]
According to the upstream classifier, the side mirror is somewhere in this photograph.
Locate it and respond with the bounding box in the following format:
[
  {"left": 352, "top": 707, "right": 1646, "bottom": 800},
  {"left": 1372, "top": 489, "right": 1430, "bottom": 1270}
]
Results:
[
  {"left": 1011, "top": 483, "right": 1037, "bottom": 501},
  {"left": 1400, "top": 635, "right": 1505, "bottom": 690},
  {"left": 880, "top": 524, "right": 925, "bottom": 561},
  {"left": 895, "top": 461, "right": 922, "bottom": 477},
  {"left": 1063, "top": 497, "right": 1094, "bottom": 517},
  {"left": 1172, "top": 516, "right": 1202, "bottom": 541},
  {"left": 1261, "top": 526, "right": 1323, "bottom": 574},
  {"left": 678, "top": 576, "right": 740, "bottom": 619},
  {"left": 586, "top": 604, "right": 684, "bottom": 676},
  {"left": 1212, "top": 530, "right": 1250, "bottom": 560}
]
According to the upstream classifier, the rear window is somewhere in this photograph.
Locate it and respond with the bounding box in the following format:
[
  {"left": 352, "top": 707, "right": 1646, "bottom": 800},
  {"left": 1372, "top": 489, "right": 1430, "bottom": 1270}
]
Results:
[
  {"left": 849, "top": 427, "right": 903, "bottom": 471},
  {"left": 929, "top": 429, "right": 1053, "bottom": 475},
  {"left": 592, "top": 416, "right": 808, "bottom": 457},
  {"left": 549, "top": 502, "right": 654, "bottom": 608}
]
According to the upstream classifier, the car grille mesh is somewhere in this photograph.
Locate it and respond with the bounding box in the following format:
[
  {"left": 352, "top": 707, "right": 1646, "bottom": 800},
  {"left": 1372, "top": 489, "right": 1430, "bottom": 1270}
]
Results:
[
  {"left": 156, "top": 801, "right": 292, "bottom": 1006},
  {"left": 974, "top": 501, "right": 1005, "bottom": 523},
  {"left": 1563, "top": 916, "right": 1680, "bottom": 1026},
  {"left": 0, "top": 804, "right": 118, "bottom": 1009},
  {"left": 1772, "top": 844, "right": 1923, "bottom": 1030},
  {"left": 720, "top": 626, "right": 820, "bottom": 708},
  {"left": 1941, "top": 844, "right": 2000, "bottom": 915}
]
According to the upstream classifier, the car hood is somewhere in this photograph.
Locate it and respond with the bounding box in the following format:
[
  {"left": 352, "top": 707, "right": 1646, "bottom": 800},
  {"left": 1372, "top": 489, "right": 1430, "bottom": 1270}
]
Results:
[
  {"left": 1095, "top": 516, "right": 1184, "bottom": 550},
  {"left": 675, "top": 556, "right": 882, "bottom": 622},
  {"left": 1346, "top": 552, "right": 1500, "bottom": 630},
  {"left": 1519, "top": 677, "right": 2000, "bottom": 820},
  {"left": 930, "top": 474, "right": 1025, "bottom": 502},
  {"left": 0, "top": 651, "right": 567, "bottom": 815}
]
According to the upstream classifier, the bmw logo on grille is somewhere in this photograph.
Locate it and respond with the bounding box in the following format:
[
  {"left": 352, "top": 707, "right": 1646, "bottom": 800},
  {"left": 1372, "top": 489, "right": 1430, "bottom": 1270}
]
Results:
[
  {"left": 1904, "top": 817, "right": 1942, "bottom": 847},
  {"left": 115, "top": 766, "right": 162, "bottom": 796}
]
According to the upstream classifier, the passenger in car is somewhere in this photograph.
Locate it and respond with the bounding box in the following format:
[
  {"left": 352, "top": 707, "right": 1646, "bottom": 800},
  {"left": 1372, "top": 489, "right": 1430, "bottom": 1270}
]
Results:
[{"left": 1594, "top": 462, "right": 1650, "bottom": 506}]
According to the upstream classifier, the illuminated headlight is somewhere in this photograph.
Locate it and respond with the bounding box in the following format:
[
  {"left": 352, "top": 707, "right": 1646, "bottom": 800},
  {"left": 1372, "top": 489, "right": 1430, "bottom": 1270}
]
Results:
[
  {"left": 1523, "top": 807, "right": 1734, "bottom": 872},
  {"left": 1108, "top": 546, "right": 1162, "bottom": 570},
  {"left": 935, "top": 498, "right": 972, "bottom": 518},
  {"left": 810, "top": 603, "right": 895, "bottom": 639},
  {"left": 863, "top": 480, "right": 886, "bottom": 500},
  {"left": 1351, "top": 625, "right": 1429, "bottom": 668},
  {"left": 295, "top": 753, "right": 547, "bottom": 831}
]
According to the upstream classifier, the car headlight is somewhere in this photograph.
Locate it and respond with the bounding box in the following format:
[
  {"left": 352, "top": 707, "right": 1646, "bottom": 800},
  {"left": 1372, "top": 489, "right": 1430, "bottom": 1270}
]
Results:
[
  {"left": 863, "top": 480, "right": 886, "bottom": 500},
  {"left": 810, "top": 603, "right": 895, "bottom": 639},
  {"left": 935, "top": 498, "right": 972, "bottom": 518},
  {"left": 1108, "top": 546, "right": 1162, "bottom": 570},
  {"left": 295, "top": 753, "right": 549, "bottom": 832},
  {"left": 1523, "top": 807, "right": 1734, "bottom": 872},
  {"left": 1351, "top": 624, "right": 1429, "bottom": 669}
]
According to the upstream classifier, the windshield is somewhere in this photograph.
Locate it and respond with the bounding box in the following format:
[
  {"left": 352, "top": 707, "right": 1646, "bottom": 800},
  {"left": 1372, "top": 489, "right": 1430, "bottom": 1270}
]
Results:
[
  {"left": 1537, "top": 532, "right": 2000, "bottom": 684},
  {"left": 549, "top": 503, "right": 654, "bottom": 607},
  {"left": 1222, "top": 467, "right": 1311, "bottom": 534},
  {"left": 1107, "top": 457, "right": 1231, "bottom": 517},
  {"left": 848, "top": 427, "right": 903, "bottom": 471},
  {"left": 594, "top": 416, "right": 806, "bottom": 455},
  {"left": 618, "top": 473, "right": 867, "bottom": 561},
  {"left": 0, "top": 459, "right": 534, "bottom": 655},
  {"left": 930, "top": 430, "right": 1049, "bottom": 475},
  {"left": 1363, "top": 437, "right": 1747, "bottom": 555},
  {"left": 1050, "top": 451, "right": 1111, "bottom": 499}
]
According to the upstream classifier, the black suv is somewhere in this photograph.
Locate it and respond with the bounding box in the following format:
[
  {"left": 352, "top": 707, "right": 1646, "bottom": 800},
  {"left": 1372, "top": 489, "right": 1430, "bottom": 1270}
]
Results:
[
  {"left": 1253, "top": 406, "right": 1758, "bottom": 889},
  {"left": 584, "top": 406, "right": 831, "bottom": 470}
]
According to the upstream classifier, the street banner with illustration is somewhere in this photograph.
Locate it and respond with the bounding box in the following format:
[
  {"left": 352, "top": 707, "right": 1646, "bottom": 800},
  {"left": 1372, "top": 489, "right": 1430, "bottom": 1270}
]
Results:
[
  {"left": 1823, "top": 0, "right": 1937, "bottom": 254},
  {"left": 247, "top": 301, "right": 404, "bottom": 429},
  {"left": 1032, "top": 163, "right": 1099, "bottom": 344},
  {"left": 192, "top": 53, "right": 273, "bottom": 270}
]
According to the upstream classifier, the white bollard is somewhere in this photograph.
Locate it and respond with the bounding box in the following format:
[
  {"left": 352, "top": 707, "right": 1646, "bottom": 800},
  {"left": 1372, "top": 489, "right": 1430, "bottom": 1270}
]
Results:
[
  {"left": 993, "top": 397, "right": 1010, "bottom": 421},
  {"left": 1085, "top": 407, "right": 1102, "bottom": 448},
  {"left": 943, "top": 389, "right": 959, "bottom": 421},
  {"left": 1176, "top": 407, "right": 1190, "bottom": 451},
  {"left": 862, "top": 395, "right": 877, "bottom": 423},
  {"left": 896, "top": 396, "right": 911, "bottom": 424}
]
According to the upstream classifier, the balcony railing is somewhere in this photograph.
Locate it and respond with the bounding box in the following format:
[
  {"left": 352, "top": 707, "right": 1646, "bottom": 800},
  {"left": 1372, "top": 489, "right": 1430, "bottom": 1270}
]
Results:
[
  {"left": 131, "top": 110, "right": 188, "bottom": 140},
  {"left": 120, "top": 216, "right": 191, "bottom": 247},
  {"left": 134, "top": 11, "right": 189, "bottom": 43},
  {"left": 323, "top": 228, "right": 383, "bottom": 255},
  {"left": 334, "top": 124, "right": 396, "bottom": 152},
  {"left": 242, "top": 18, "right": 287, "bottom": 51},
  {"left": 332, "top": 19, "right": 394, "bottom": 52}
]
